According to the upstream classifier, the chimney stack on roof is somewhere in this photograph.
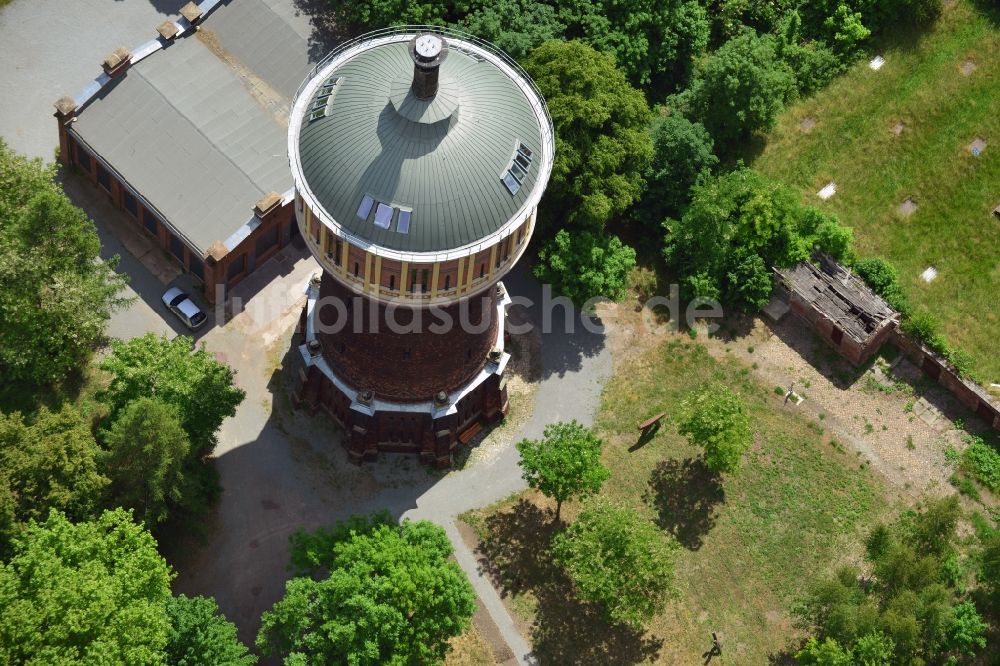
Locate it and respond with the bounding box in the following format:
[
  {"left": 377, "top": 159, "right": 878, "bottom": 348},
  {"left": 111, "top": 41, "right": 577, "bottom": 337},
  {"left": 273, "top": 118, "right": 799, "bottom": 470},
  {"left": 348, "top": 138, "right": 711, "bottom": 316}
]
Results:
[{"left": 408, "top": 33, "right": 448, "bottom": 100}]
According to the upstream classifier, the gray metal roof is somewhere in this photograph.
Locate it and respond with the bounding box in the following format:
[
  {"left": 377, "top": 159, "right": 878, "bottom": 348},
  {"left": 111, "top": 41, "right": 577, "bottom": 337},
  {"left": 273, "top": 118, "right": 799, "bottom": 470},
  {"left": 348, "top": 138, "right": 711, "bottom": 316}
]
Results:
[
  {"left": 296, "top": 39, "right": 546, "bottom": 253},
  {"left": 69, "top": 0, "right": 298, "bottom": 255}
]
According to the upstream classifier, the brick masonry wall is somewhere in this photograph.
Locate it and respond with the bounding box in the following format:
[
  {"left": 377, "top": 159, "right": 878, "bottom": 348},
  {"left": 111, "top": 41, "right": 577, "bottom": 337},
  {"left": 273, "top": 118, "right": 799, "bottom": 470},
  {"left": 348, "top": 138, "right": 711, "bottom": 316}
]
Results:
[{"left": 315, "top": 272, "right": 500, "bottom": 402}]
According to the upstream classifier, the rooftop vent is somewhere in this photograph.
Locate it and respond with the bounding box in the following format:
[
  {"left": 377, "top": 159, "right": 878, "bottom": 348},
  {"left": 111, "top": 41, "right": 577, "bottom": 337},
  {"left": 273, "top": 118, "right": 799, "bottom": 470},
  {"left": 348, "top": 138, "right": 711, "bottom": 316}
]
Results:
[{"left": 409, "top": 33, "right": 448, "bottom": 100}]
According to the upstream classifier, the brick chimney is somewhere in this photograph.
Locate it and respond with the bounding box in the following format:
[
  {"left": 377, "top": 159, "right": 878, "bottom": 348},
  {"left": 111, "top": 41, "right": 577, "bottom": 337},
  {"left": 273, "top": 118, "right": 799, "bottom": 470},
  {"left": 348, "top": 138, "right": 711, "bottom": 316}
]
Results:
[{"left": 408, "top": 34, "right": 448, "bottom": 100}]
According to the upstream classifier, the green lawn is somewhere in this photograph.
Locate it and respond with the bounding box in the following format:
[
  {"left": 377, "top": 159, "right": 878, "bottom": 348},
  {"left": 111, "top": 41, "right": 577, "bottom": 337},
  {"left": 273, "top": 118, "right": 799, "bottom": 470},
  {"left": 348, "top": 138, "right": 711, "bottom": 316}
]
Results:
[
  {"left": 464, "top": 340, "right": 890, "bottom": 664},
  {"left": 752, "top": 0, "right": 1000, "bottom": 381}
]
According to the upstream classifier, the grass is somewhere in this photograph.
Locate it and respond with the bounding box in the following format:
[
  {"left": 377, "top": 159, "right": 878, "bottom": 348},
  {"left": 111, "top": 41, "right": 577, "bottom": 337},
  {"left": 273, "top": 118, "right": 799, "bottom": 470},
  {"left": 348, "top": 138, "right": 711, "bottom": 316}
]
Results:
[
  {"left": 752, "top": 0, "right": 1000, "bottom": 381},
  {"left": 464, "top": 340, "right": 889, "bottom": 664},
  {"left": 444, "top": 625, "right": 497, "bottom": 666}
]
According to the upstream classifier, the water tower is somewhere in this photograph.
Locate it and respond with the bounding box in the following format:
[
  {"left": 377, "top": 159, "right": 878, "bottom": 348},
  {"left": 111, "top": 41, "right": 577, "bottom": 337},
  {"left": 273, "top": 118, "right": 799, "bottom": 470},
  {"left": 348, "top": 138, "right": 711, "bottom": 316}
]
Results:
[{"left": 289, "top": 28, "right": 553, "bottom": 466}]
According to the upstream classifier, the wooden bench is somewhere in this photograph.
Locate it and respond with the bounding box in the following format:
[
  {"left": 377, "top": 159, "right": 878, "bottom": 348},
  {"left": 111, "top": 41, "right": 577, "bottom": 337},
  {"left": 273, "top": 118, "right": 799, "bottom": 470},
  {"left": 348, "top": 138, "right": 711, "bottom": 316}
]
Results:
[{"left": 637, "top": 412, "right": 666, "bottom": 433}]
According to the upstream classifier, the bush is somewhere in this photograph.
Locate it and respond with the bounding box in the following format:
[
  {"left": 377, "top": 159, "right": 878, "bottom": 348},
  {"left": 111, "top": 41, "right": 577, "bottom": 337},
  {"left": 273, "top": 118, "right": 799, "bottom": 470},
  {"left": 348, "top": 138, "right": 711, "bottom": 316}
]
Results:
[
  {"left": 853, "top": 257, "right": 909, "bottom": 314},
  {"left": 961, "top": 436, "right": 1000, "bottom": 492},
  {"left": 637, "top": 113, "right": 718, "bottom": 225},
  {"left": 534, "top": 229, "right": 637, "bottom": 305},
  {"left": 687, "top": 31, "right": 796, "bottom": 148}
]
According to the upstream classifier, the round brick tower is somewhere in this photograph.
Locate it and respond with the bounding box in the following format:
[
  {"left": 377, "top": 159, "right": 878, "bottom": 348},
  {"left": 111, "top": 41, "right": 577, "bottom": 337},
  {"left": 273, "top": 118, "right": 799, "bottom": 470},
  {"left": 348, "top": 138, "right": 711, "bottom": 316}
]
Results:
[{"left": 288, "top": 28, "right": 553, "bottom": 466}]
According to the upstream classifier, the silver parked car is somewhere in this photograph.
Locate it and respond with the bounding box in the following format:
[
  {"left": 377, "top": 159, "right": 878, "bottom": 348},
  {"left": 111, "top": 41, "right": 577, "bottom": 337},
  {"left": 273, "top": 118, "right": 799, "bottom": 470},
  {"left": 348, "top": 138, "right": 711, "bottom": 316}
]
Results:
[{"left": 162, "top": 287, "right": 207, "bottom": 330}]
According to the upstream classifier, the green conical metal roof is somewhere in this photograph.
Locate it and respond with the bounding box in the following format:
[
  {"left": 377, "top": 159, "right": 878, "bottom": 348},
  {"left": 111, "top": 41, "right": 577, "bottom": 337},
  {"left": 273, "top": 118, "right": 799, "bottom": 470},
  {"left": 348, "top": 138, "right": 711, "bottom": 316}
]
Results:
[{"left": 292, "top": 31, "right": 551, "bottom": 256}]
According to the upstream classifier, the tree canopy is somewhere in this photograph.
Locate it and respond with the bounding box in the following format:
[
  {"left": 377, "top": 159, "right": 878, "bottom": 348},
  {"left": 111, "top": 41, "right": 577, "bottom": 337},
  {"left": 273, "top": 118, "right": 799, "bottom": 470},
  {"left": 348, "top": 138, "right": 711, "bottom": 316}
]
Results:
[
  {"left": 795, "top": 497, "right": 987, "bottom": 665},
  {"left": 99, "top": 333, "right": 244, "bottom": 456},
  {"left": 0, "top": 509, "right": 173, "bottom": 665},
  {"left": 686, "top": 31, "right": 795, "bottom": 149},
  {"left": 258, "top": 515, "right": 476, "bottom": 665},
  {"left": 524, "top": 40, "right": 652, "bottom": 232},
  {"left": 533, "top": 229, "right": 636, "bottom": 305},
  {"left": 325, "top": 0, "right": 708, "bottom": 94},
  {"left": 664, "top": 167, "right": 852, "bottom": 311},
  {"left": 637, "top": 112, "right": 718, "bottom": 225},
  {"left": 165, "top": 595, "right": 256, "bottom": 666},
  {"left": 0, "top": 140, "right": 129, "bottom": 392},
  {"left": 516, "top": 420, "right": 610, "bottom": 520},
  {"left": 101, "top": 397, "right": 191, "bottom": 527},
  {"left": 0, "top": 406, "right": 108, "bottom": 555},
  {"left": 552, "top": 499, "right": 679, "bottom": 628},
  {"left": 677, "top": 385, "right": 753, "bottom": 473}
]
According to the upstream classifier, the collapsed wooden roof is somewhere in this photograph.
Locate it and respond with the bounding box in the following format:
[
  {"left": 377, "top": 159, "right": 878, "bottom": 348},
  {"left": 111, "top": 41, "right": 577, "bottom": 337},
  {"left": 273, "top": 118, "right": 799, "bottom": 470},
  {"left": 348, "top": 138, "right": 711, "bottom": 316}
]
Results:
[{"left": 777, "top": 255, "right": 898, "bottom": 343}]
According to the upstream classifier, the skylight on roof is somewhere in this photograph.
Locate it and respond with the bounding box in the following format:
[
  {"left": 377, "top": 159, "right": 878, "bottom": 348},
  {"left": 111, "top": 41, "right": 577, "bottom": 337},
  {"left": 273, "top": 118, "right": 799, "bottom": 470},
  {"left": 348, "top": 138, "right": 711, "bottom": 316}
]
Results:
[
  {"left": 356, "top": 194, "right": 374, "bottom": 220},
  {"left": 397, "top": 210, "right": 411, "bottom": 234},
  {"left": 374, "top": 203, "right": 393, "bottom": 229},
  {"left": 308, "top": 78, "right": 340, "bottom": 123},
  {"left": 502, "top": 142, "right": 534, "bottom": 196},
  {"left": 502, "top": 172, "right": 521, "bottom": 195}
]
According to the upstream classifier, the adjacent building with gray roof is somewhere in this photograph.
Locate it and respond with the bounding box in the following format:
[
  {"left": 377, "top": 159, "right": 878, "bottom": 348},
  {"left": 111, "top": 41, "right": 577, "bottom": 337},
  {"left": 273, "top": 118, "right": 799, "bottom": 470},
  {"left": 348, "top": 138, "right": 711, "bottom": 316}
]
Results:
[{"left": 55, "top": 0, "right": 313, "bottom": 300}]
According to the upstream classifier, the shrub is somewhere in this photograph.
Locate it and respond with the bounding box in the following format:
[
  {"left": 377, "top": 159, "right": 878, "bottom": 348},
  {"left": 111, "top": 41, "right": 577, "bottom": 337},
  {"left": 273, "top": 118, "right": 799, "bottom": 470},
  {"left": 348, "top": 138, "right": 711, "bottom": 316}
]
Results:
[
  {"left": 961, "top": 436, "right": 1000, "bottom": 492},
  {"left": 534, "top": 229, "right": 637, "bottom": 305},
  {"left": 637, "top": 113, "right": 718, "bottom": 225},
  {"left": 853, "top": 257, "right": 909, "bottom": 314}
]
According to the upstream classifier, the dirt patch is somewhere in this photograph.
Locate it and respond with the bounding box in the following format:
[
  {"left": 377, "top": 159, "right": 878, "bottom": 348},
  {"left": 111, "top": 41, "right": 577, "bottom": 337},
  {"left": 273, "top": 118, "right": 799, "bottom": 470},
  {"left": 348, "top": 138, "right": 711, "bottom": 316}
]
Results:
[
  {"left": 897, "top": 197, "right": 918, "bottom": 217},
  {"left": 698, "top": 315, "right": 978, "bottom": 500}
]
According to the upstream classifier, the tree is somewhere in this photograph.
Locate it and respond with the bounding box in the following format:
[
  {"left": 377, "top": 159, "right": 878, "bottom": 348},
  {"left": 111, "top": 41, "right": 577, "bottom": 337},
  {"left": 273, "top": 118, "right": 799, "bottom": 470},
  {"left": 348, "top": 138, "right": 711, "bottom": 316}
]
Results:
[
  {"left": 557, "top": 0, "right": 709, "bottom": 91},
  {"left": 0, "top": 405, "right": 108, "bottom": 554},
  {"left": 677, "top": 386, "right": 752, "bottom": 473},
  {"left": 664, "top": 167, "right": 854, "bottom": 311},
  {"left": 524, "top": 40, "right": 652, "bottom": 232},
  {"left": 796, "top": 498, "right": 987, "bottom": 665},
  {"left": 533, "top": 229, "right": 637, "bottom": 305},
  {"left": 101, "top": 397, "right": 191, "bottom": 526},
  {"left": 165, "top": 595, "right": 256, "bottom": 666},
  {"left": 0, "top": 509, "right": 173, "bottom": 665},
  {"left": 461, "top": 0, "right": 566, "bottom": 60},
  {"left": 637, "top": 113, "right": 717, "bottom": 224},
  {"left": 687, "top": 31, "right": 795, "bottom": 148},
  {"left": 0, "top": 140, "right": 129, "bottom": 391},
  {"left": 99, "top": 333, "right": 244, "bottom": 456},
  {"left": 258, "top": 516, "right": 475, "bottom": 665},
  {"left": 552, "top": 499, "right": 678, "bottom": 628},
  {"left": 516, "top": 421, "right": 610, "bottom": 520}
]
